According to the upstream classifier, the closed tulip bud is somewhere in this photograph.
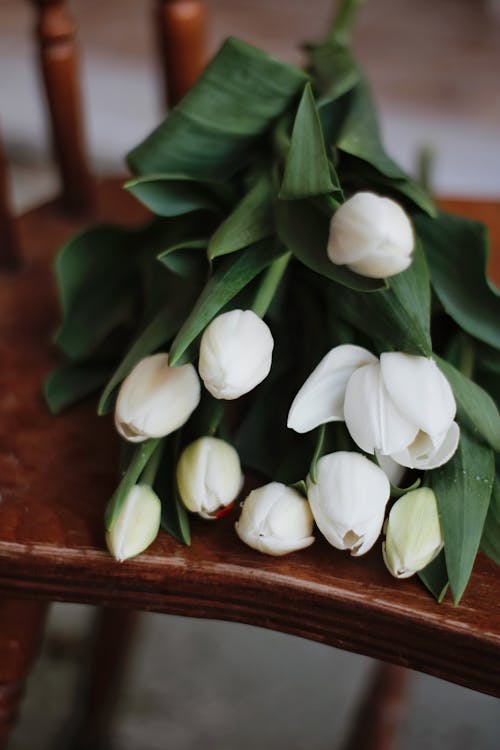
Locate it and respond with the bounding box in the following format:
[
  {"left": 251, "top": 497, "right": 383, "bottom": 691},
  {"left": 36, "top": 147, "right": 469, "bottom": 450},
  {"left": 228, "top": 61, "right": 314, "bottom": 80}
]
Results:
[
  {"left": 176, "top": 437, "right": 244, "bottom": 519},
  {"left": 307, "top": 452, "right": 390, "bottom": 556},
  {"left": 235, "top": 482, "right": 315, "bottom": 556},
  {"left": 115, "top": 353, "right": 200, "bottom": 443},
  {"left": 105, "top": 484, "right": 161, "bottom": 562},
  {"left": 198, "top": 309, "right": 274, "bottom": 400},
  {"left": 327, "top": 192, "right": 414, "bottom": 278},
  {"left": 383, "top": 487, "right": 443, "bottom": 579}
]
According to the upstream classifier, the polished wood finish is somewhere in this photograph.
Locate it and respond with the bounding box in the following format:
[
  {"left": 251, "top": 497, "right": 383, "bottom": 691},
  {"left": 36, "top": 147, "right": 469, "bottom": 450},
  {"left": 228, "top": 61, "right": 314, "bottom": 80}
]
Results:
[
  {"left": 0, "top": 136, "right": 21, "bottom": 270},
  {"left": 156, "top": 0, "right": 207, "bottom": 108},
  {"left": 341, "top": 664, "right": 410, "bottom": 750},
  {"left": 0, "top": 187, "right": 499, "bottom": 706},
  {"left": 0, "top": 599, "right": 48, "bottom": 749},
  {"left": 32, "top": 0, "right": 94, "bottom": 214}
]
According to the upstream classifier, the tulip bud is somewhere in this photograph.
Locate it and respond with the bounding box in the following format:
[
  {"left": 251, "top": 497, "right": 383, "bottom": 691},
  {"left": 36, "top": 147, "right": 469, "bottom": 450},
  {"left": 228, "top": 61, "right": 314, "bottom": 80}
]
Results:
[
  {"left": 176, "top": 436, "right": 244, "bottom": 519},
  {"left": 383, "top": 487, "right": 443, "bottom": 578},
  {"left": 198, "top": 309, "right": 274, "bottom": 400},
  {"left": 307, "top": 452, "right": 390, "bottom": 556},
  {"left": 115, "top": 353, "right": 200, "bottom": 443},
  {"left": 327, "top": 192, "right": 414, "bottom": 278},
  {"left": 235, "top": 482, "right": 315, "bottom": 556},
  {"left": 105, "top": 484, "right": 161, "bottom": 562}
]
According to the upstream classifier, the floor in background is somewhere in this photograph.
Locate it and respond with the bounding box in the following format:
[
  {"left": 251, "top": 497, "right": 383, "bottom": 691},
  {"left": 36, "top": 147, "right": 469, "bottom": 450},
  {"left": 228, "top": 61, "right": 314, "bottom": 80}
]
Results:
[
  {"left": 1, "top": 1, "right": 499, "bottom": 747},
  {"left": 8, "top": 604, "right": 500, "bottom": 750}
]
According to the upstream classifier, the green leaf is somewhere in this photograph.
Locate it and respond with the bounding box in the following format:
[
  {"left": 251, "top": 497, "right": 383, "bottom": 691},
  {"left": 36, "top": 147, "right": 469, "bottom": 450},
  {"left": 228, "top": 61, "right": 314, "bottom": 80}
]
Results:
[
  {"left": 434, "top": 356, "right": 500, "bottom": 453},
  {"left": 169, "top": 239, "right": 287, "bottom": 366},
  {"left": 105, "top": 439, "right": 161, "bottom": 531},
  {"left": 418, "top": 550, "right": 449, "bottom": 603},
  {"left": 431, "top": 431, "right": 494, "bottom": 604},
  {"left": 157, "top": 239, "right": 208, "bottom": 278},
  {"left": 275, "top": 198, "right": 386, "bottom": 291},
  {"left": 155, "top": 437, "right": 191, "bottom": 545},
  {"left": 125, "top": 174, "right": 232, "bottom": 217},
  {"left": 55, "top": 224, "right": 142, "bottom": 359},
  {"left": 280, "top": 83, "right": 337, "bottom": 199},
  {"left": 208, "top": 172, "right": 274, "bottom": 259},
  {"left": 337, "top": 81, "right": 407, "bottom": 179},
  {"left": 481, "top": 474, "right": 500, "bottom": 565},
  {"left": 306, "top": 39, "right": 360, "bottom": 102},
  {"left": 250, "top": 252, "right": 290, "bottom": 318},
  {"left": 127, "top": 37, "right": 307, "bottom": 180},
  {"left": 98, "top": 296, "right": 194, "bottom": 415},
  {"left": 415, "top": 211, "right": 500, "bottom": 349},
  {"left": 329, "top": 241, "right": 432, "bottom": 355},
  {"left": 44, "top": 363, "right": 113, "bottom": 415}
]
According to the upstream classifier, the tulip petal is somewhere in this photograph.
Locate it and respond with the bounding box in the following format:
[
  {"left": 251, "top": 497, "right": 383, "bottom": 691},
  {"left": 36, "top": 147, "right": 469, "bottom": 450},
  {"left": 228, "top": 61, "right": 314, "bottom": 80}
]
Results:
[
  {"left": 307, "top": 452, "right": 390, "bottom": 556},
  {"left": 390, "top": 421, "right": 460, "bottom": 470},
  {"left": 380, "top": 353, "right": 456, "bottom": 438},
  {"left": 287, "top": 344, "right": 377, "bottom": 433},
  {"left": 344, "top": 363, "right": 418, "bottom": 455},
  {"left": 375, "top": 450, "right": 406, "bottom": 486}
]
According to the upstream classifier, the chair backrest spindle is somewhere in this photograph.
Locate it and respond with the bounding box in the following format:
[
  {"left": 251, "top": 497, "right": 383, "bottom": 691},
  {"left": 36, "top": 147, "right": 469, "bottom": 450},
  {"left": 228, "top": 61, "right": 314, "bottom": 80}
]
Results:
[
  {"left": 32, "top": 0, "right": 94, "bottom": 215},
  {"left": 156, "top": 0, "right": 207, "bottom": 108},
  {"left": 0, "top": 135, "right": 22, "bottom": 270}
]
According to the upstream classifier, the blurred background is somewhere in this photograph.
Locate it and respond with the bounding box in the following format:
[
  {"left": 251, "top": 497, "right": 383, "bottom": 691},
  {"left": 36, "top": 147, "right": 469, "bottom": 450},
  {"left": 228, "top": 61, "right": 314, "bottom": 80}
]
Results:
[{"left": 1, "top": 1, "right": 499, "bottom": 748}]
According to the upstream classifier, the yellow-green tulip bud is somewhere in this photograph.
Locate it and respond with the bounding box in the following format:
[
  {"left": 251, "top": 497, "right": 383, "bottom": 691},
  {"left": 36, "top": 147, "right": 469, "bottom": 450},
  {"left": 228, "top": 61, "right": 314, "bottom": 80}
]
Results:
[
  {"left": 382, "top": 487, "right": 443, "bottom": 579},
  {"left": 105, "top": 484, "right": 161, "bottom": 562}
]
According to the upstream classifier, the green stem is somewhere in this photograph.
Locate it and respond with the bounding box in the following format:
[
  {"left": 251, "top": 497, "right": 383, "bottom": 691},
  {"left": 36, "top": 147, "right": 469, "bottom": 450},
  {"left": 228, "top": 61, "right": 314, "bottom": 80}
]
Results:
[
  {"left": 327, "top": 0, "right": 366, "bottom": 45},
  {"left": 140, "top": 440, "right": 164, "bottom": 486},
  {"left": 105, "top": 438, "right": 160, "bottom": 531},
  {"left": 309, "top": 424, "right": 326, "bottom": 483},
  {"left": 251, "top": 251, "right": 291, "bottom": 318}
]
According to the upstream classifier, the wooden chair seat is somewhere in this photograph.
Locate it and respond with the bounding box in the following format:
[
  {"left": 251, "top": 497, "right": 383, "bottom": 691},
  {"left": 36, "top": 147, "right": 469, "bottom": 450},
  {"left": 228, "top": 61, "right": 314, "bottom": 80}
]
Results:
[{"left": 1, "top": 184, "right": 499, "bottom": 706}]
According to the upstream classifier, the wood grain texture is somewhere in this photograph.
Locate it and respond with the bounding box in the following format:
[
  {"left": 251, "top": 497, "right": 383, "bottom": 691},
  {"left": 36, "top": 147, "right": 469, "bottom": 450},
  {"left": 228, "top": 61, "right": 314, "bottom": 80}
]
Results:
[
  {"left": 0, "top": 182, "right": 499, "bottom": 697},
  {"left": 32, "top": 0, "right": 94, "bottom": 214},
  {"left": 155, "top": 0, "right": 207, "bottom": 108}
]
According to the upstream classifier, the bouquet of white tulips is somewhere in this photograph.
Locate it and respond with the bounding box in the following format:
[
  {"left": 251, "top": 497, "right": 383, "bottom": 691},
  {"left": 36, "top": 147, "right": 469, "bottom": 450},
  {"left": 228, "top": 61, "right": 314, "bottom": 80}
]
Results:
[{"left": 46, "top": 0, "right": 500, "bottom": 605}]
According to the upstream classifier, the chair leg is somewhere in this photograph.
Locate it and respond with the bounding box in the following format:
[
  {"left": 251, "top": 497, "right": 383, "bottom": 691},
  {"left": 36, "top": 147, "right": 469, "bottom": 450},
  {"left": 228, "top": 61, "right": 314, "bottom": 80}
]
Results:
[
  {"left": 69, "top": 608, "right": 138, "bottom": 750},
  {"left": 0, "top": 598, "right": 48, "bottom": 749},
  {"left": 340, "top": 662, "right": 410, "bottom": 750}
]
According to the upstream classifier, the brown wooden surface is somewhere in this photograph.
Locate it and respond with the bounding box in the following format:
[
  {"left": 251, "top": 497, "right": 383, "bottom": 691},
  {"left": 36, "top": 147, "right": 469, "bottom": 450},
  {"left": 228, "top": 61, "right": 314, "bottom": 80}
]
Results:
[
  {"left": 32, "top": 0, "right": 94, "bottom": 214},
  {"left": 0, "top": 183, "right": 499, "bottom": 698},
  {"left": 0, "top": 599, "right": 48, "bottom": 749},
  {"left": 156, "top": 0, "right": 207, "bottom": 109}
]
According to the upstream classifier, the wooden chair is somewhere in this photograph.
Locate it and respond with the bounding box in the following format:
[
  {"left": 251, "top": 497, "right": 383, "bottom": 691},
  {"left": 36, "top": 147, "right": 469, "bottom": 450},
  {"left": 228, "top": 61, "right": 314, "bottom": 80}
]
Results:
[{"left": 1, "top": 2, "right": 499, "bottom": 748}]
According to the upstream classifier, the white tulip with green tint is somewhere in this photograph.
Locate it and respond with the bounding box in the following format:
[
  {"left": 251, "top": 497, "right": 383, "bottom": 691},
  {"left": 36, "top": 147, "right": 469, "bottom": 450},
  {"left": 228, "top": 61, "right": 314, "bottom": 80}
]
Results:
[
  {"left": 114, "top": 353, "right": 200, "bottom": 443},
  {"left": 327, "top": 192, "right": 414, "bottom": 278},
  {"left": 383, "top": 487, "right": 443, "bottom": 579},
  {"left": 307, "top": 452, "right": 390, "bottom": 557},
  {"left": 105, "top": 484, "right": 162, "bottom": 562},
  {"left": 235, "top": 483, "right": 315, "bottom": 556},
  {"left": 177, "top": 437, "right": 244, "bottom": 519}
]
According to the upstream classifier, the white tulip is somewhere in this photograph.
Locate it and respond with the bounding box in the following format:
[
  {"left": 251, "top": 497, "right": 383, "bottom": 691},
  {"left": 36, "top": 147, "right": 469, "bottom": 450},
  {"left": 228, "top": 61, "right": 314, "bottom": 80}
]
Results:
[
  {"left": 307, "top": 452, "right": 390, "bottom": 556},
  {"left": 198, "top": 309, "right": 274, "bottom": 400},
  {"left": 327, "top": 192, "right": 414, "bottom": 278},
  {"left": 344, "top": 353, "right": 459, "bottom": 470},
  {"left": 235, "top": 482, "right": 315, "bottom": 556},
  {"left": 115, "top": 353, "right": 200, "bottom": 443},
  {"left": 383, "top": 487, "right": 443, "bottom": 579},
  {"left": 287, "top": 344, "right": 377, "bottom": 433},
  {"left": 176, "top": 437, "right": 244, "bottom": 519},
  {"left": 106, "top": 484, "right": 161, "bottom": 562}
]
